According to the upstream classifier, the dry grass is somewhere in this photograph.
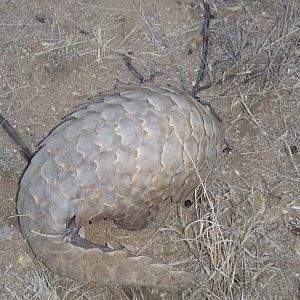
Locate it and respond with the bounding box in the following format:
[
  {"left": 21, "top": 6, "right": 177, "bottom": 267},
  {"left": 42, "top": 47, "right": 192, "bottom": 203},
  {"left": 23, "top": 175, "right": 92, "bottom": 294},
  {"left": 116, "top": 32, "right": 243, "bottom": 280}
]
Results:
[
  {"left": 1, "top": 0, "right": 300, "bottom": 299},
  {"left": 3, "top": 263, "right": 89, "bottom": 300}
]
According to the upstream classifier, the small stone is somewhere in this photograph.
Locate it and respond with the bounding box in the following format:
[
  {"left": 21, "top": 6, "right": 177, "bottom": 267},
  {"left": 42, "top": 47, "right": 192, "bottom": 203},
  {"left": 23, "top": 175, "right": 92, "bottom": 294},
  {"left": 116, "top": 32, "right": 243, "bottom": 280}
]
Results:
[
  {"left": 0, "top": 224, "right": 12, "bottom": 241},
  {"left": 18, "top": 252, "right": 32, "bottom": 269},
  {"left": 290, "top": 145, "right": 297, "bottom": 154},
  {"left": 78, "top": 226, "right": 85, "bottom": 238},
  {"left": 120, "top": 242, "right": 136, "bottom": 252},
  {"left": 294, "top": 238, "right": 300, "bottom": 257}
]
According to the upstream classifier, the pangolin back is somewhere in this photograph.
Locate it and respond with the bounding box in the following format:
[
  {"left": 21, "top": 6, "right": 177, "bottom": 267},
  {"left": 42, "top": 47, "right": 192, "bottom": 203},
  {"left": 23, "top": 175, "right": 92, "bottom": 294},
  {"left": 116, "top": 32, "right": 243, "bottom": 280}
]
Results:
[{"left": 17, "top": 84, "right": 222, "bottom": 288}]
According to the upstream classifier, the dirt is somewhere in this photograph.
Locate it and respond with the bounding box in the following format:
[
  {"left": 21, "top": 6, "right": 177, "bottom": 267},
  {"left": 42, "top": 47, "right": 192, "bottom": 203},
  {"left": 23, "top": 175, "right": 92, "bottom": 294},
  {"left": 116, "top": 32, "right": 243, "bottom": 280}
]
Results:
[{"left": 0, "top": 0, "right": 299, "bottom": 299}]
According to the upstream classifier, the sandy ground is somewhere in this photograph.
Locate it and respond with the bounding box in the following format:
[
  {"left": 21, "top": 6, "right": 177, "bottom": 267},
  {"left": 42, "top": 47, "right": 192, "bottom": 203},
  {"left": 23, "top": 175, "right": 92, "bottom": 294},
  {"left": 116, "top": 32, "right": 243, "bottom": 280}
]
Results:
[{"left": 0, "top": 0, "right": 299, "bottom": 299}]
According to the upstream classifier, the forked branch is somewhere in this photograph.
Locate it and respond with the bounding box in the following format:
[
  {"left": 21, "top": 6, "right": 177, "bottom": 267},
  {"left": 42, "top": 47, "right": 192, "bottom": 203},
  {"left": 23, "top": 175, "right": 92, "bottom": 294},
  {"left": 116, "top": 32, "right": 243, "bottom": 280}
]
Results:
[{"left": 191, "top": 1, "right": 210, "bottom": 99}]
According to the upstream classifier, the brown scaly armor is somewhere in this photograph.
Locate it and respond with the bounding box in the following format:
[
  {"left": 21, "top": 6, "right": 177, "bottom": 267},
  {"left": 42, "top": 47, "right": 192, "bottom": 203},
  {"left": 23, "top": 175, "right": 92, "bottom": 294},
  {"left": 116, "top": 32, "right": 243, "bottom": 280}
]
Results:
[{"left": 17, "top": 83, "right": 222, "bottom": 288}]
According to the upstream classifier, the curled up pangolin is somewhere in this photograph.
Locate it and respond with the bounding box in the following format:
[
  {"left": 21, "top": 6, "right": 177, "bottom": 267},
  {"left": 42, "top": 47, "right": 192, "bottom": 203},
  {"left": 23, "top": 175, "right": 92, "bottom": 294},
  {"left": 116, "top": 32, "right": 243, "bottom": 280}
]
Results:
[{"left": 16, "top": 83, "right": 223, "bottom": 288}]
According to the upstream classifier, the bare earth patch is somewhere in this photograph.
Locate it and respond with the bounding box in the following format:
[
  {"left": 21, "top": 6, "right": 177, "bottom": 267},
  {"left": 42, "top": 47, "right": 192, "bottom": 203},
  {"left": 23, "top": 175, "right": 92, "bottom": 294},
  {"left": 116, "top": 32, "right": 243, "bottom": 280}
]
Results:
[{"left": 0, "top": 0, "right": 299, "bottom": 299}]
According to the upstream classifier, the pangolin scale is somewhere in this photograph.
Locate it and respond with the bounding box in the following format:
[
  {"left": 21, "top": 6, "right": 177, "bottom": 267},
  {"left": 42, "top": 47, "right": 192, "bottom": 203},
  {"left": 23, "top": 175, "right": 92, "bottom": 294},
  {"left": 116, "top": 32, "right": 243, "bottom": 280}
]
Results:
[{"left": 17, "top": 84, "right": 222, "bottom": 288}]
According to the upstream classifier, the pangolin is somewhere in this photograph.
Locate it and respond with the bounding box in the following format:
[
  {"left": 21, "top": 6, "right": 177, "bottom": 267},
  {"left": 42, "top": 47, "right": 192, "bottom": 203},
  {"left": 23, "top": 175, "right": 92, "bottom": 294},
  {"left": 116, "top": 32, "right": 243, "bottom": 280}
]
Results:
[{"left": 17, "top": 83, "right": 222, "bottom": 288}]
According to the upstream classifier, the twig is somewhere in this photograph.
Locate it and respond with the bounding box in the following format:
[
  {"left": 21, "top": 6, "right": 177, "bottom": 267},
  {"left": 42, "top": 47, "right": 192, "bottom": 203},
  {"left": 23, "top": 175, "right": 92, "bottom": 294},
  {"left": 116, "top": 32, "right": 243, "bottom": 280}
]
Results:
[
  {"left": 190, "top": 2, "right": 222, "bottom": 122},
  {"left": 199, "top": 70, "right": 264, "bottom": 91},
  {"left": 191, "top": 1, "right": 210, "bottom": 98},
  {"left": 0, "top": 112, "right": 33, "bottom": 162},
  {"left": 30, "top": 230, "right": 63, "bottom": 238},
  {"left": 283, "top": 141, "right": 299, "bottom": 176},
  {"left": 121, "top": 53, "right": 146, "bottom": 83}
]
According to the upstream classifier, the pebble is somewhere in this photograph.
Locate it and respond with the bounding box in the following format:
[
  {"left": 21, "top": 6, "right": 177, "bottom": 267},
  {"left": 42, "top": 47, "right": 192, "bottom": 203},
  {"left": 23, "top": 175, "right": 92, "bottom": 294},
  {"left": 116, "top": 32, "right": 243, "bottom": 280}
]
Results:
[{"left": 0, "top": 224, "right": 12, "bottom": 241}]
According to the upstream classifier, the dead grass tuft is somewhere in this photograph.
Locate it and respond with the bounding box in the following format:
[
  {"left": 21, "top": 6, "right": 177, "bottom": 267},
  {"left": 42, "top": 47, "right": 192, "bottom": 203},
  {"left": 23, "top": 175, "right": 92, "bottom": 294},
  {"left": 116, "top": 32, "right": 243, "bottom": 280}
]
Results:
[
  {"left": 0, "top": 0, "right": 299, "bottom": 299},
  {"left": 3, "top": 262, "right": 90, "bottom": 300}
]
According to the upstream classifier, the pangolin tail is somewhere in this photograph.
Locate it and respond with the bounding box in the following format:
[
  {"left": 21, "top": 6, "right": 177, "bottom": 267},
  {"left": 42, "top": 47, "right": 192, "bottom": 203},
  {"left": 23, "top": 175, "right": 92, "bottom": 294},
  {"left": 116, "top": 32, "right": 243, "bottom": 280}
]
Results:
[{"left": 18, "top": 209, "right": 196, "bottom": 288}]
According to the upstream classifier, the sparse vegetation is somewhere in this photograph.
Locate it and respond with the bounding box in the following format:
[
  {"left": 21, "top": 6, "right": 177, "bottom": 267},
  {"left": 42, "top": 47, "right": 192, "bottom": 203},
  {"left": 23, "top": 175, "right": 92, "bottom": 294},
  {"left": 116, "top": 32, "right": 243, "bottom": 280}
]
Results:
[{"left": 1, "top": 0, "right": 299, "bottom": 299}]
